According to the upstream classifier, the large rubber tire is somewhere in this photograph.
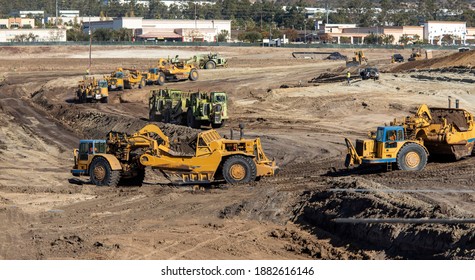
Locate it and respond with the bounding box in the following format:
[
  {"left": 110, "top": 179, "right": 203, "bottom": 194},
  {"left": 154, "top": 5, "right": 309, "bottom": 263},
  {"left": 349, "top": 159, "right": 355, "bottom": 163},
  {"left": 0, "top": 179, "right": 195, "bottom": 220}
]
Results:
[
  {"left": 139, "top": 78, "right": 145, "bottom": 89},
  {"left": 101, "top": 97, "right": 108, "bottom": 103},
  {"left": 189, "top": 69, "right": 199, "bottom": 81},
  {"left": 163, "top": 109, "right": 172, "bottom": 123},
  {"left": 89, "top": 157, "right": 120, "bottom": 187},
  {"left": 222, "top": 155, "right": 257, "bottom": 184},
  {"left": 187, "top": 109, "right": 200, "bottom": 128},
  {"left": 396, "top": 143, "right": 428, "bottom": 171},
  {"left": 205, "top": 61, "right": 216, "bottom": 69},
  {"left": 82, "top": 92, "right": 87, "bottom": 103},
  {"left": 157, "top": 72, "right": 166, "bottom": 85}
]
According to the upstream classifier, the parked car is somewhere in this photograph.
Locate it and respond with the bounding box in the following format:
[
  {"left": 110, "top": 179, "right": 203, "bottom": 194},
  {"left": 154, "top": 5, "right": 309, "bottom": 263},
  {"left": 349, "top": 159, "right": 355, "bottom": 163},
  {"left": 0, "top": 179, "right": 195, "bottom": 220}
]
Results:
[
  {"left": 393, "top": 53, "right": 404, "bottom": 62},
  {"left": 360, "top": 67, "right": 380, "bottom": 80}
]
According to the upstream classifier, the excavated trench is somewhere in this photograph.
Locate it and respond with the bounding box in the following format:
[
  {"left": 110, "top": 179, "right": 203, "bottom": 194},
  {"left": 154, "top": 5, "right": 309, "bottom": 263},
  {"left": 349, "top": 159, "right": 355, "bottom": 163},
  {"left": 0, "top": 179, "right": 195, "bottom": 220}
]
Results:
[{"left": 294, "top": 177, "right": 475, "bottom": 259}]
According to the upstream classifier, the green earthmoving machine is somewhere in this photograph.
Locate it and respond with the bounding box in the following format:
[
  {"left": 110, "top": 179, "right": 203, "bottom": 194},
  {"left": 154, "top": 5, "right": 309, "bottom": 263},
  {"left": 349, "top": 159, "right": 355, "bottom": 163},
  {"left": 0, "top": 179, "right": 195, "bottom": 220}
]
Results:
[
  {"left": 188, "top": 53, "right": 228, "bottom": 69},
  {"left": 149, "top": 89, "right": 228, "bottom": 128}
]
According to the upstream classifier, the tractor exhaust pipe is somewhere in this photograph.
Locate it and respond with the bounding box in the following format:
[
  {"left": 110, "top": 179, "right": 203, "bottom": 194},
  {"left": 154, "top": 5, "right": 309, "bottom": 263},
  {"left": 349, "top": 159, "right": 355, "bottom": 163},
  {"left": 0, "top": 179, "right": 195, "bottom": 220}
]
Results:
[
  {"left": 230, "top": 129, "right": 233, "bottom": 140},
  {"left": 448, "top": 96, "right": 452, "bottom": 108},
  {"left": 239, "top": 123, "right": 245, "bottom": 139},
  {"left": 456, "top": 99, "right": 460, "bottom": 109}
]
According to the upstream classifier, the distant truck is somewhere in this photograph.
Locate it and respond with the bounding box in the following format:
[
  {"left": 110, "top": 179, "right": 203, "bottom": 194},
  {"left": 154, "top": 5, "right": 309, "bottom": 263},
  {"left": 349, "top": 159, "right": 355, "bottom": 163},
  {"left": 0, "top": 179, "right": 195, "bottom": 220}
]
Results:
[{"left": 149, "top": 89, "right": 228, "bottom": 128}]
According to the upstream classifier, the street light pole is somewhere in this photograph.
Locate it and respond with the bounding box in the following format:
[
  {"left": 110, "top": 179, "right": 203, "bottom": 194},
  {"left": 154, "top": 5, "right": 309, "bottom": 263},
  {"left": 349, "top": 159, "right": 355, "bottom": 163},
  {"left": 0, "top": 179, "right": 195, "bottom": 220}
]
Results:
[
  {"left": 55, "top": 0, "right": 58, "bottom": 26},
  {"left": 304, "top": 19, "right": 307, "bottom": 43}
]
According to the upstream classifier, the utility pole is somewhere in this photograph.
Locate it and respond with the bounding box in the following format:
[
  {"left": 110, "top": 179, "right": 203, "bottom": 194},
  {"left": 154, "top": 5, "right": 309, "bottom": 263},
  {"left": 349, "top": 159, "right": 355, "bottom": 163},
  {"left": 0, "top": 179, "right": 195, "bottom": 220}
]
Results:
[
  {"left": 88, "top": 15, "right": 92, "bottom": 74},
  {"left": 304, "top": 19, "right": 307, "bottom": 43},
  {"left": 55, "top": 0, "right": 58, "bottom": 26},
  {"left": 325, "top": 0, "right": 329, "bottom": 24},
  {"left": 269, "top": 13, "right": 274, "bottom": 47},
  {"left": 194, "top": 2, "right": 197, "bottom": 29}
]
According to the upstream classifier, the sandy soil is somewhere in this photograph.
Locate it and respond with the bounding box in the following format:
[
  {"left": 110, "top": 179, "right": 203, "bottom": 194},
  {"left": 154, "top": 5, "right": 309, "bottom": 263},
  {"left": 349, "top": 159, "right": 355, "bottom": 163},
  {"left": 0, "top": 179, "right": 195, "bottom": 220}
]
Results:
[{"left": 1, "top": 45, "right": 475, "bottom": 260}]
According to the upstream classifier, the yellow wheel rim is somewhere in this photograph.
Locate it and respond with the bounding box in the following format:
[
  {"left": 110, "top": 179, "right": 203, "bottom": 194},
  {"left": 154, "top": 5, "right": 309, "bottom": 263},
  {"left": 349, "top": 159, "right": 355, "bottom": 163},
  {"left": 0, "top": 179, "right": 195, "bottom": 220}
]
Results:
[
  {"left": 94, "top": 165, "right": 106, "bottom": 181},
  {"left": 405, "top": 151, "right": 420, "bottom": 168},
  {"left": 229, "top": 164, "right": 246, "bottom": 181},
  {"left": 192, "top": 72, "right": 198, "bottom": 79}
]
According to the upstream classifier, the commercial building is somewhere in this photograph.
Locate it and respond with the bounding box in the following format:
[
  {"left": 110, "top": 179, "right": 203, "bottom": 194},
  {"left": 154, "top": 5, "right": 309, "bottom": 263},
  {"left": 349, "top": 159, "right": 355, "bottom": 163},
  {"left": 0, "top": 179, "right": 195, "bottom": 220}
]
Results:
[
  {"left": 0, "top": 18, "right": 35, "bottom": 29},
  {"left": 83, "top": 17, "right": 231, "bottom": 42},
  {"left": 317, "top": 21, "right": 466, "bottom": 45},
  {"left": 424, "top": 21, "right": 466, "bottom": 45}
]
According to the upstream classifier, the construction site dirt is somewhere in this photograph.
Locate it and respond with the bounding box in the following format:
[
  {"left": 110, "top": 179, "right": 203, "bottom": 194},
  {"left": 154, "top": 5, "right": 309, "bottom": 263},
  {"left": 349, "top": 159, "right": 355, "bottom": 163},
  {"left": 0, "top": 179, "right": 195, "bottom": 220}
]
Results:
[{"left": 1, "top": 45, "right": 475, "bottom": 260}]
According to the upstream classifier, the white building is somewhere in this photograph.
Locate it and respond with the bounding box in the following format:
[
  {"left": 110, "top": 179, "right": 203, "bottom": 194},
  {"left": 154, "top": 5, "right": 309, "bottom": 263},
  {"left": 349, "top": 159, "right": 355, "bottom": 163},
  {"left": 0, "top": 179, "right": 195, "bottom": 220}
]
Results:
[
  {"left": 118, "top": 0, "right": 150, "bottom": 7},
  {"left": 84, "top": 17, "right": 231, "bottom": 42},
  {"left": 0, "top": 29, "right": 66, "bottom": 42},
  {"left": 424, "top": 21, "right": 467, "bottom": 45},
  {"left": 59, "top": 10, "right": 80, "bottom": 18},
  {"left": 160, "top": 1, "right": 215, "bottom": 7},
  {"left": 19, "top": 11, "right": 44, "bottom": 18}
]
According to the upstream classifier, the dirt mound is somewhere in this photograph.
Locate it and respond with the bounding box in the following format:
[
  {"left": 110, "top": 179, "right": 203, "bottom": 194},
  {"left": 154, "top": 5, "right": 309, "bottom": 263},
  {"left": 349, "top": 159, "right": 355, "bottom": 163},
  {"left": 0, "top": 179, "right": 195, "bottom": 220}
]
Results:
[{"left": 393, "top": 50, "right": 475, "bottom": 72}]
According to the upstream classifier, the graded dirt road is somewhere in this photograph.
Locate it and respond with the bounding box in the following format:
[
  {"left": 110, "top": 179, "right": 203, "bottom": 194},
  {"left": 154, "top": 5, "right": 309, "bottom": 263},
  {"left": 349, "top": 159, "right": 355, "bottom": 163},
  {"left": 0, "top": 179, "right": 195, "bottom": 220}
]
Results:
[{"left": 1, "top": 45, "right": 475, "bottom": 259}]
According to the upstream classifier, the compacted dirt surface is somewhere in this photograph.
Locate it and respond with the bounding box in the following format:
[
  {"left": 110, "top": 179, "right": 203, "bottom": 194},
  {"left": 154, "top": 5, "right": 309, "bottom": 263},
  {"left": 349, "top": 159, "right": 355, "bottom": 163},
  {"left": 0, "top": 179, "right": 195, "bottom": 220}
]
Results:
[{"left": 2, "top": 45, "right": 475, "bottom": 260}]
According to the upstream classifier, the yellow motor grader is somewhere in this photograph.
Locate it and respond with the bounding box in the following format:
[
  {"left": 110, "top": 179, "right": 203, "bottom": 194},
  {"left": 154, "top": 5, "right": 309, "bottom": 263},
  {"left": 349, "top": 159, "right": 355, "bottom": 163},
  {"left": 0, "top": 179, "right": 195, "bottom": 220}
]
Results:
[{"left": 71, "top": 124, "right": 277, "bottom": 186}]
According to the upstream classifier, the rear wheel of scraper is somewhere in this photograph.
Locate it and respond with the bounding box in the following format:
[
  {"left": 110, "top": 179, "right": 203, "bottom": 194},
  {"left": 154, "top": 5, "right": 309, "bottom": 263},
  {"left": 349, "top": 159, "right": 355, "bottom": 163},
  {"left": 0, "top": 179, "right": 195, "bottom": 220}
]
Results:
[
  {"left": 120, "top": 168, "right": 145, "bottom": 187},
  {"left": 396, "top": 143, "right": 427, "bottom": 171},
  {"left": 222, "top": 155, "right": 257, "bottom": 184},
  {"left": 189, "top": 69, "right": 199, "bottom": 81},
  {"left": 205, "top": 61, "right": 216, "bottom": 69},
  {"left": 89, "top": 157, "right": 120, "bottom": 187}
]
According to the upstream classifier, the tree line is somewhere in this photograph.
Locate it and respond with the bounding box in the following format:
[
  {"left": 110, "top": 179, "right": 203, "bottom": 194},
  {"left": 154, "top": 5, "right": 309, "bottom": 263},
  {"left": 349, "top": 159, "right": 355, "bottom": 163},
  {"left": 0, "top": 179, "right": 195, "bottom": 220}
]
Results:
[{"left": 3, "top": 0, "right": 475, "bottom": 42}]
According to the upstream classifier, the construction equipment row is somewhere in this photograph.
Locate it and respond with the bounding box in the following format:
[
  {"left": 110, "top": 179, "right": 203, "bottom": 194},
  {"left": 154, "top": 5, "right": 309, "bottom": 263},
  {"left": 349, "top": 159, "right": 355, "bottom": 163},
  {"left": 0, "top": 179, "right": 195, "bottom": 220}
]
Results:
[
  {"left": 345, "top": 101, "right": 475, "bottom": 172},
  {"left": 71, "top": 124, "right": 277, "bottom": 186},
  {"left": 148, "top": 89, "right": 228, "bottom": 129}
]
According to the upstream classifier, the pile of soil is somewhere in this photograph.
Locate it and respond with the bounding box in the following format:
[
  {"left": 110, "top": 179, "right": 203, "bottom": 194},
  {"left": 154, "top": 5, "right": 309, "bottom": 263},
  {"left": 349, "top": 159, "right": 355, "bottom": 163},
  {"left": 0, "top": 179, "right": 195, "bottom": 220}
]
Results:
[{"left": 393, "top": 50, "right": 475, "bottom": 72}]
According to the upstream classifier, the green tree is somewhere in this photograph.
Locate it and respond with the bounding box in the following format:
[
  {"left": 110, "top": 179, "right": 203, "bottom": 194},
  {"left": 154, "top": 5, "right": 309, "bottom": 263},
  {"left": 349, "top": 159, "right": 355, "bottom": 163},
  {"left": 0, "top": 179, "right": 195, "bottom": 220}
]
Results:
[
  {"left": 381, "top": 34, "right": 394, "bottom": 45},
  {"left": 217, "top": 29, "right": 229, "bottom": 42},
  {"left": 238, "top": 31, "right": 262, "bottom": 43}
]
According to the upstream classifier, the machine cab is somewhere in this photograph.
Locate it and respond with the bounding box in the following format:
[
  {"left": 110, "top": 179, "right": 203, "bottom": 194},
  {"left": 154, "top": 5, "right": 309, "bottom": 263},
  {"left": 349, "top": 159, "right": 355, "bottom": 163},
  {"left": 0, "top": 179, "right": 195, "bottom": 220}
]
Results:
[
  {"left": 376, "top": 126, "right": 405, "bottom": 143},
  {"left": 375, "top": 126, "right": 405, "bottom": 158},
  {"left": 211, "top": 92, "right": 227, "bottom": 104},
  {"left": 77, "top": 140, "right": 107, "bottom": 161},
  {"left": 72, "top": 140, "right": 107, "bottom": 176}
]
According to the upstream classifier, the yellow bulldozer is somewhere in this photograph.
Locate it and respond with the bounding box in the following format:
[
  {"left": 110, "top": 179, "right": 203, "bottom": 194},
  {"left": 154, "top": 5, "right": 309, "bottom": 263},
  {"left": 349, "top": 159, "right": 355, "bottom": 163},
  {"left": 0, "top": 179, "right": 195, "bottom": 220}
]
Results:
[
  {"left": 71, "top": 124, "right": 277, "bottom": 186},
  {"left": 346, "top": 50, "right": 368, "bottom": 67},
  {"left": 408, "top": 47, "right": 432, "bottom": 61},
  {"left": 345, "top": 102, "right": 475, "bottom": 171}
]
